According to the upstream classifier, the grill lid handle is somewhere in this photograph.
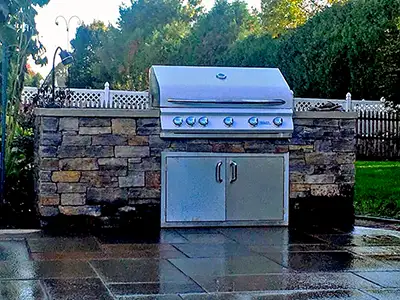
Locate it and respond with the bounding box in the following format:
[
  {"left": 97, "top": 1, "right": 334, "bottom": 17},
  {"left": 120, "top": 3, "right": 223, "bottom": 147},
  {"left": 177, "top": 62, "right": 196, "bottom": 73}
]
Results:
[{"left": 168, "top": 99, "right": 286, "bottom": 105}]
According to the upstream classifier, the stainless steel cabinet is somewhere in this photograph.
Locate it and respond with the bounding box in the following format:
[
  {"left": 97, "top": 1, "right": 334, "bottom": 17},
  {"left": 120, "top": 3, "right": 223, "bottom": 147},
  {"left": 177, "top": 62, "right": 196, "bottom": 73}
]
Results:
[
  {"left": 164, "top": 156, "right": 226, "bottom": 222},
  {"left": 161, "top": 152, "right": 288, "bottom": 227},
  {"left": 226, "top": 156, "right": 285, "bottom": 221}
]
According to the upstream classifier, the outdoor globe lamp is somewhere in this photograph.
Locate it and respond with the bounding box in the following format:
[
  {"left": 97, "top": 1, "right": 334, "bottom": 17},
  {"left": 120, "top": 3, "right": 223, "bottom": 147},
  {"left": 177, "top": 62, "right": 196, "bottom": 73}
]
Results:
[
  {"left": 52, "top": 46, "right": 73, "bottom": 102},
  {"left": 59, "top": 49, "right": 74, "bottom": 65}
]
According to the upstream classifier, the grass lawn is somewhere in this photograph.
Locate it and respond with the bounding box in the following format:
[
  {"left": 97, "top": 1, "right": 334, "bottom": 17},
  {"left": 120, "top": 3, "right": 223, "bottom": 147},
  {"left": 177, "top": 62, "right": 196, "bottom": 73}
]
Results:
[{"left": 355, "top": 161, "right": 400, "bottom": 219}]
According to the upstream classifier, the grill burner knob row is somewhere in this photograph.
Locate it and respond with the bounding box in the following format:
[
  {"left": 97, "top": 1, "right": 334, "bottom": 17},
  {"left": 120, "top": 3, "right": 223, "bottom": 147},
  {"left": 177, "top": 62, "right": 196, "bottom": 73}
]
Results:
[
  {"left": 224, "top": 117, "right": 234, "bottom": 127},
  {"left": 199, "top": 117, "right": 209, "bottom": 126},
  {"left": 186, "top": 116, "right": 196, "bottom": 126},
  {"left": 273, "top": 117, "right": 284, "bottom": 127},
  {"left": 248, "top": 117, "right": 259, "bottom": 127},
  {"left": 173, "top": 117, "right": 183, "bottom": 126}
]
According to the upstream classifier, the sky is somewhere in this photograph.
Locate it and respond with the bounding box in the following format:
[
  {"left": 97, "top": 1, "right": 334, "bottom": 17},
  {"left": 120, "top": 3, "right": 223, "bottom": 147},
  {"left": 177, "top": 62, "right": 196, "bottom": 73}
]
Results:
[{"left": 31, "top": 0, "right": 261, "bottom": 76}]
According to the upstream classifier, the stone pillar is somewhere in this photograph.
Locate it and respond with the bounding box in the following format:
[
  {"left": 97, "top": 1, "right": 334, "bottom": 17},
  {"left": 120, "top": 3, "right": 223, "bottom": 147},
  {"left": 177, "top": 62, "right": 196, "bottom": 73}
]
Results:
[
  {"left": 35, "top": 109, "right": 160, "bottom": 228},
  {"left": 288, "top": 112, "right": 357, "bottom": 230}
]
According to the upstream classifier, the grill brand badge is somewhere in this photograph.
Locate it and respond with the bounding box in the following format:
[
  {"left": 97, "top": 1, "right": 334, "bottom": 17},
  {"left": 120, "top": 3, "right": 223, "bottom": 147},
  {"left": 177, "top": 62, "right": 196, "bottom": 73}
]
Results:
[
  {"left": 260, "top": 120, "right": 271, "bottom": 126},
  {"left": 216, "top": 73, "right": 227, "bottom": 80}
]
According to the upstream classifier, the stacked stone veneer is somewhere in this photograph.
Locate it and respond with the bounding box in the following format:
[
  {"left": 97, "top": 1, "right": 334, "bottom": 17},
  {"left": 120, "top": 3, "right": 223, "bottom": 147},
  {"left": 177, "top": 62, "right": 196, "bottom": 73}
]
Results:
[{"left": 35, "top": 109, "right": 357, "bottom": 229}]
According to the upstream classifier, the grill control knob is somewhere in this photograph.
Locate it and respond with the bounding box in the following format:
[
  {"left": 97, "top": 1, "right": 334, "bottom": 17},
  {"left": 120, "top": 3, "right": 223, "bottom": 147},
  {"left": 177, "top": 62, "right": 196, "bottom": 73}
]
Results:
[
  {"left": 248, "top": 117, "right": 259, "bottom": 127},
  {"left": 173, "top": 117, "right": 183, "bottom": 126},
  {"left": 223, "top": 117, "right": 234, "bottom": 127},
  {"left": 273, "top": 117, "right": 284, "bottom": 127},
  {"left": 186, "top": 116, "right": 196, "bottom": 126},
  {"left": 199, "top": 117, "right": 209, "bottom": 126}
]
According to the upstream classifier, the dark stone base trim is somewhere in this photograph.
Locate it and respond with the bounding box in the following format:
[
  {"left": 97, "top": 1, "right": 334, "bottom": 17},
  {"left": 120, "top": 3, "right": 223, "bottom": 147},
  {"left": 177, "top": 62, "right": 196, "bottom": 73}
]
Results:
[
  {"left": 40, "top": 204, "right": 161, "bottom": 234},
  {"left": 289, "top": 197, "right": 355, "bottom": 231}
]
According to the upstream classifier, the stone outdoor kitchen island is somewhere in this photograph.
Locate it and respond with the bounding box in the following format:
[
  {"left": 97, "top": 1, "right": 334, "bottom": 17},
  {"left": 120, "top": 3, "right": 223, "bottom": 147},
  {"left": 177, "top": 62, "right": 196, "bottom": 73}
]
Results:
[{"left": 34, "top": 108, "right": 357, "bottom": 229}]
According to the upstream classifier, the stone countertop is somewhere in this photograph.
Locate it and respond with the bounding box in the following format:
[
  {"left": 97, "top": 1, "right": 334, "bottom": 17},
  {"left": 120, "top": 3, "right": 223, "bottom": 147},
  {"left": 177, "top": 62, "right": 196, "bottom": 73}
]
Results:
[
  {"left": 34, "top": 108, "right": 160, "bottom": 118},
  {"left": 294, "top": 111, "right": 357, "bottom": 119},
  {"left": 35, "top": 108, "right": 357, "bottom": 119}
]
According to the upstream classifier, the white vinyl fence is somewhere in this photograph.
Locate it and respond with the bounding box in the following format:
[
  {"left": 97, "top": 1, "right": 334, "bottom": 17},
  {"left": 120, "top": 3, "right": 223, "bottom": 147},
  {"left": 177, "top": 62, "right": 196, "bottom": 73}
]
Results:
[
  {"left": 22, "top": 83, "right": 389, "bottom": 112},
  {"left": 22, "top": 83, "right": 149, "bottom": 110}
]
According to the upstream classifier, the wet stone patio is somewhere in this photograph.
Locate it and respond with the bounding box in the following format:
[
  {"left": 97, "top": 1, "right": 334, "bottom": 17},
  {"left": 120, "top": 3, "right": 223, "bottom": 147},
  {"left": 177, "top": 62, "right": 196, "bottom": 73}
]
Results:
[{"left": 0, "top": 227, "right": 400, "bottom": 299}]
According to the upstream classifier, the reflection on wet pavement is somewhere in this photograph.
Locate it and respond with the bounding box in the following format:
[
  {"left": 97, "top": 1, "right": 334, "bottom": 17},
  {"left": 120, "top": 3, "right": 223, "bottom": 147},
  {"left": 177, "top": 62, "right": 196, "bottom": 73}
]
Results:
[
  {"left": 189, "top": 272, "right": 380, "bottom": 293},
  {"left": 108, "top": 281, "right": 204, "bottom": 297},
  {"left": 0, "top": 241, "right": 30, "bottom": 261},
  {"left": 91, "top": 259, "right": 192, "bottom": 283},
  {"left": 261, "top": 251, "right": 395, "bottom": 272},
  {"left": 169, "top": 256, "right": 288, "bottom": 277},
  {"left": 0, "top": 226, "right": 399, "bottom": 299},
  {"left": 181, "top": 290, "right": 377, "bottom": 299},
  {"left": 355, "top": 271, "right": 400, "bottom": 288},
  {"left": 364, "top": 289, "right": 400, "bottom": 300},
  {"left": 42, "top": 278, "right": 113, "bottom": 300},
  {"left": 0, "top": 260, "right": 96, "bottom": 279},
  {"left": 0, "top": 280, "right": 46, "bottom": 300},
  {"left": 27, "top": 237, "right": 101, "bottom": 252}
]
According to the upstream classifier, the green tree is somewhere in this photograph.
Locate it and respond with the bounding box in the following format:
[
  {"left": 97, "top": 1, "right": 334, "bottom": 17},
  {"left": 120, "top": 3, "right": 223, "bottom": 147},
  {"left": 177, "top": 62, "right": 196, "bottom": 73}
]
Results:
[
  {"left": 129, "top": 20, "right": 192, "bottom": 87},
  {"left": 176, "top": 0, "right": 261, "bottom": 66},
  {"left": 118, "top": 0, "right": 201, "bottom": 35},
  {"left": 276, "top": 0, "right": 400, "bottom": 101},
  {"left": 68, "top": 21, "right": 107, "bottom": 88},
  {"left": 70, "top": 0, "right": 203, "bottom": 90},
  {"left": 113, "top": 0, "right": 203, "bottom": 89},
  {"left": 222, "top": 34, "right": 279, "bottom": 67}
]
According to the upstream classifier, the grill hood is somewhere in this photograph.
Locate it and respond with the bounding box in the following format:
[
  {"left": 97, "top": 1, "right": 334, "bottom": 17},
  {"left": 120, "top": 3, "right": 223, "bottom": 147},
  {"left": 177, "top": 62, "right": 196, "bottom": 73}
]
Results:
[{"left": 149, "top": 65, "right": 293, "bottom": 109}]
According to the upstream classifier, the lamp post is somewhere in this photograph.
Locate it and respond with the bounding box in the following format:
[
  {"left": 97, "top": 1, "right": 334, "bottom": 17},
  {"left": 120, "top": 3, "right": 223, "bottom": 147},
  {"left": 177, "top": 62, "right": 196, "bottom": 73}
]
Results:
[
  {"left": 52, "top": 47, "right": 74, "bottom": 103},
  {"left": 55, "top": 15, "right": 82, "bottom": 51}
]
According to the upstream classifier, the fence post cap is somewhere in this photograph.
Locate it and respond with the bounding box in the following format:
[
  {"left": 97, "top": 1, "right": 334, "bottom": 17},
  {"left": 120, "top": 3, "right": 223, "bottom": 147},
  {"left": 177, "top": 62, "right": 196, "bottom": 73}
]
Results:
[
  {"left": 346, "top": 92, "right": 351, "bottom": 100},
  {"left": 105, "top": 82, "right": 110, "bottom": 88}
]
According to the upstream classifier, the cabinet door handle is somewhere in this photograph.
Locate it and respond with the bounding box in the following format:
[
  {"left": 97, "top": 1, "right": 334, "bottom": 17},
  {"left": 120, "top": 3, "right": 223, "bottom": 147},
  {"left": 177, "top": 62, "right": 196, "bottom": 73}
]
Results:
[
  {"left": 216, "top": 161, "right": 223, "bottom": 183},
  {"left": 230, "top": 161, "right": 238, "bottom": 183}
]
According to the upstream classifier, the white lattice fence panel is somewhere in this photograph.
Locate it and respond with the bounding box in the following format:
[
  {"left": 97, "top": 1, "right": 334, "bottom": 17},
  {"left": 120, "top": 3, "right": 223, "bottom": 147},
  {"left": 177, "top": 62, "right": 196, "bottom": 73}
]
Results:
[
  {"left": 21, "top": 87, "right": 38, "bottom": 104},
  {"left": 351, "top": 100, "right": 389, "bottom": 112},
  {"left": 110, "top": 91, "right": 149, "bottom": 109},
  {"left": 68, "top": 89, "right": 104, "bottom": 108},
  {"left": 294, "top": 98, "right": 346, "bottom": 111}
]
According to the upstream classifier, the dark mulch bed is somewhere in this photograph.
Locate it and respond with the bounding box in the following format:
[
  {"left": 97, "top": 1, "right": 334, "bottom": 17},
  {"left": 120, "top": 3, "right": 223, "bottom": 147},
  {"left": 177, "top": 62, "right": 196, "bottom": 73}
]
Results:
[{"left": 0, "top": 202, "right": 40, "bottom": 229}]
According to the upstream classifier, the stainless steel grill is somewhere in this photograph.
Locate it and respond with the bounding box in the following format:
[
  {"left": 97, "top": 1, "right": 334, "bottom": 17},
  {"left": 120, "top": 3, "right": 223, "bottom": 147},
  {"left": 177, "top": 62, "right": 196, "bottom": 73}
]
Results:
[{"left": 149, "top": 65, "right": 294, "bottom": 138}]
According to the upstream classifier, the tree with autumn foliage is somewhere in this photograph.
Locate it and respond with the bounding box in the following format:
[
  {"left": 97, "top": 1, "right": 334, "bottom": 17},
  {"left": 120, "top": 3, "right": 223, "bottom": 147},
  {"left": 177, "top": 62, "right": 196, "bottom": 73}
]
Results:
[
  {"left": 261, "top": 0, "right": 347, "bottom": 37},
  {"left": 25, "top": 64, "right": 43, "bottom": 87}
]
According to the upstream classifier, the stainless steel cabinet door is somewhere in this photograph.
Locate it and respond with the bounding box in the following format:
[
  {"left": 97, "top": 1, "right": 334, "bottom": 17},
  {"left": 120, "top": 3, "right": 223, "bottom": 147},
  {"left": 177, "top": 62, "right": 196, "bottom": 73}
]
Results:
[
  {"left": 165, "top": 156, "right": 226, "bottom": 222},
  {"left": 226, "top": 156, "right": 285, "bottom": 221}
]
